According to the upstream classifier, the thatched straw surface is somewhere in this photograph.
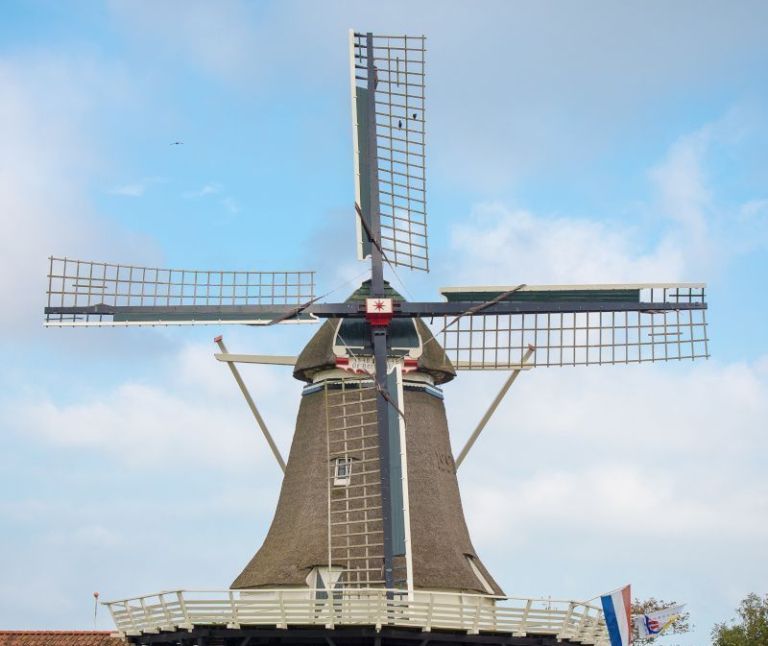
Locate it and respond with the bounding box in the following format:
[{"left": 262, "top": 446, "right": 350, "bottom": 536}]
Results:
[
  {"left": 232, "top": 388, "right": 501, "bottom": 595},
  {"left": 233, "top": 280, "right": 495, "bottom": 593}
]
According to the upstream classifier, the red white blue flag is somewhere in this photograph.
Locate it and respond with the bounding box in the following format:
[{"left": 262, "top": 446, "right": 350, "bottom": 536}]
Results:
[{"left": 601, "top": 584, "right": 632, "bottom": 646}]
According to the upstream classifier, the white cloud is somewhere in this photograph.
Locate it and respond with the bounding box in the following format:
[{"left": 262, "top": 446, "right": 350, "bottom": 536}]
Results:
[
  {"left": 182, "top": 183, "right": 241, "bottom": 216},
  {"left": 446, "top": 108, "right": 768, "bottom": 287},
  {"left": 110, "top": 183, "right": 146, "bottom": 197},
  {"left": 648, "top": 122, "right": 719, "bottom": 275},
  {"left": 646, "top": 110, "right": 768, "bottom": 273},
  {"left": 221, "top": 196, "right": 240, "bottom": 214},
  {"left": 650, "top": 130, "right": 711, "bottom": 238},
  {"left": 466, "top": 466, "right": 768, "bottom": 546},
  {"left": 44, "top": 524, "right": 125, "bottom": 549},
  {"left": 110, "top": 2, "right": 768, "bottom": 190},
  {"left": 9, "top": 342, "right": 300, "bottom": 471},
  {"left": 444, "top": 356, "right": 768, "bottom": 622},
  {"left": 0, "top": 55, "right": 159, "bottom": 335},
  {"left": 448, "top": 203, "right": 685, "bottom": 284},
  {"left": 183, "top": 182, "right": 222, "bottom": 198},
  {"left": 109, "top": 176, "right": 164, "bottom": 197},
  {"left": 108, "top": 0, "right": 260, "bottom": 83},
  {"left": 740, "top": 199, "right": 768, "bottom": 220}
]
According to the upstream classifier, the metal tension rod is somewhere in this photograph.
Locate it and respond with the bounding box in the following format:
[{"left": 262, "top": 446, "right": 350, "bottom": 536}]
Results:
[
  {"left": 214, "top": 336, "right": 286, "bottom": 473},
  {"left": 455, "top": 345, "right": 536, "bottom": 470}
]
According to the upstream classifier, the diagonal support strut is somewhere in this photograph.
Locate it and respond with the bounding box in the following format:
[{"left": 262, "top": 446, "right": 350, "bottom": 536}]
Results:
[
  {"left": 214, "top": 336, "right": 286, "bottom": 473},
  {"left": 455, "top": 345, "right": 536, "bottom": 470}
]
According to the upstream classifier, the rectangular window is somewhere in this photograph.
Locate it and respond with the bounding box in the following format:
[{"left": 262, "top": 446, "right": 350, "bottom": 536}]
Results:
[{"left": 334, "top": 457, "right": 352, "bottom": 486}]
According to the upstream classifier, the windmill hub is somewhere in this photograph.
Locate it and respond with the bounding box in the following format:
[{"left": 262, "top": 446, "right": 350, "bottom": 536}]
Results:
[{"left": 365, "top": 296, "right": 394, "bottom": 326}]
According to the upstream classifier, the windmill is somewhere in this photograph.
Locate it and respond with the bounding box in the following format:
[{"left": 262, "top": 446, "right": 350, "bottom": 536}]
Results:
[{"left": 44, "top": 30, "right": 708, "bottom": 646}]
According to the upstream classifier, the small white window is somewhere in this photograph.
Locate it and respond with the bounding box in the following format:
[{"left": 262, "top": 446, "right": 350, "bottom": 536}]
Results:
[{"left": 334, "top": 457, "right": 352, "bottom": 486}]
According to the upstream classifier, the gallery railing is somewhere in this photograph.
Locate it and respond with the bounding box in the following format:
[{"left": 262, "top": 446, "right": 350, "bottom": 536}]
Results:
[{"left": 105, "top": 588, "right": 609, "bottom": 644}]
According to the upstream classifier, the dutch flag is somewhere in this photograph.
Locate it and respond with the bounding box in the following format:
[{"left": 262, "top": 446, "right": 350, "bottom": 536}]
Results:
[{"left": 601, "top": 584, "right": 632, "bottom": 646}]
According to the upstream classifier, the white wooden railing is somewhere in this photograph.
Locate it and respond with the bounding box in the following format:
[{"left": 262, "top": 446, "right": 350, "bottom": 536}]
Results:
[{"left": 105, "top": 588, "right": 609, "bottom": 644}]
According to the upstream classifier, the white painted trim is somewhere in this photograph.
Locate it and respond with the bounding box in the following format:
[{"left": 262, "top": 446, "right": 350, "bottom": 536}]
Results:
[
  {"left": 394, "top": 363, "right": 414, "bottom": 598},
  {"left": 311, "top": 367, "right": 435, "bottom": 385}
]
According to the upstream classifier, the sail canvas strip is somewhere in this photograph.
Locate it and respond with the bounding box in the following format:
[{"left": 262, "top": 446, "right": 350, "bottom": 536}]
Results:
[
  {"left": 349, "top": 30, "right": 371, "bottom": 261},
  {"left": 440, "top": 283, "right": 706, "bottom": 303}
]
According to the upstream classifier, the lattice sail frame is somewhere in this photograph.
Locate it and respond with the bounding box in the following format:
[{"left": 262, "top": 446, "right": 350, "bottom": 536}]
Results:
[
  {"left": 433, "top": 284, "right": 709, "bottom": 369},
  {"left": 45, "top": 257, "right": 316, "bottom": 326},
  {"left": 350, "top": 31, "right": 429, "bottom": 272}
]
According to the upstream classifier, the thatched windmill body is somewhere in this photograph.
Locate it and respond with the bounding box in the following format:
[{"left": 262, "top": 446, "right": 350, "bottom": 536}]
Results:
[{"left": 45, "top": 30, "right": 709, "bottom": 646}]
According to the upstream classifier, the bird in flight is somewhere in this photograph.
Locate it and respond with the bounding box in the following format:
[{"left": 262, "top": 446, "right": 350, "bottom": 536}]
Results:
[{"left": 170, "top": 141, "right": 184, "bottom": 145}]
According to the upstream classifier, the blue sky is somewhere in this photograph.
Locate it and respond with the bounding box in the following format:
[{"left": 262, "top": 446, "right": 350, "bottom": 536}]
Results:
[{"left": 1, "top": 1, "right": 767, "bottom": 643}]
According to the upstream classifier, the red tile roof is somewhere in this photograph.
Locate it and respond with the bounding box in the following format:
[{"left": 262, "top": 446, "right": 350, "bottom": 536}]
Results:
[{"left": 0, "top": 632, "right": 122, "bottom": 645}]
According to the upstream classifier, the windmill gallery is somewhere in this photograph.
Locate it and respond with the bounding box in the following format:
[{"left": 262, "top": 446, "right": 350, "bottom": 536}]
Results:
[{"left": 40, "top": 31, "right": 709, "bottom": 646}]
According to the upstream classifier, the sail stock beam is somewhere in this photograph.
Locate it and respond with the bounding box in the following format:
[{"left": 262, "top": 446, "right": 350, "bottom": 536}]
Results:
[{"left": 45, "top": 297, "right": 706, "bottom": 326}]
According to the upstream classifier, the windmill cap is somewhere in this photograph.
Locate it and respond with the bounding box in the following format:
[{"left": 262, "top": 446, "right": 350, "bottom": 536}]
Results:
[{"left": 293, "top": 280, "right": 455, "bottom": 384}]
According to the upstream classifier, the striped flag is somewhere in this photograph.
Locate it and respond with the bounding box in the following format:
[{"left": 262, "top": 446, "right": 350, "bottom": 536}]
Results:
[{"left": 601, "top": 584, "right": 632, "bottom": 646}]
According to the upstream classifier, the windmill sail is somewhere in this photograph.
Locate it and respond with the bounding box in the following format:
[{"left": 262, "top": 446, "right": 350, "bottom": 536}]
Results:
[
  {"left": 350, "top": 31, "right": 429, "bottom": 272},
  {"left": 44, "top": 257, "right": 317, "bottom": 326},
  {"left": 433, "top": 283, "right": 709, "bottom": 369}
]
